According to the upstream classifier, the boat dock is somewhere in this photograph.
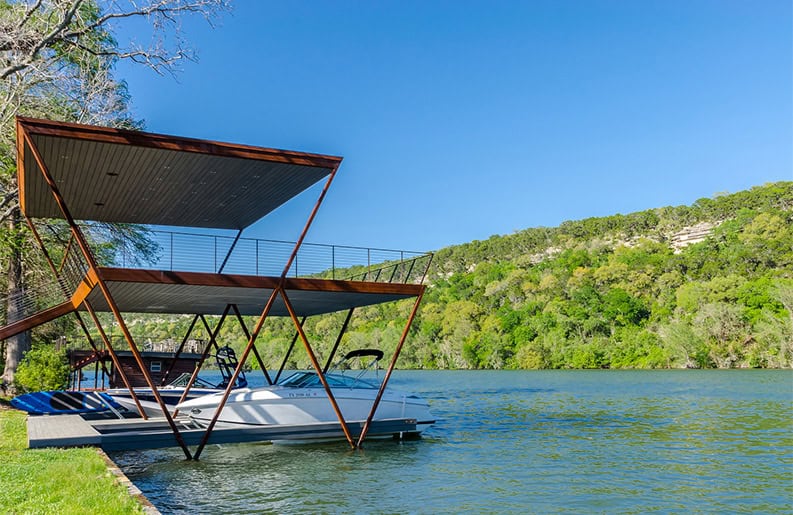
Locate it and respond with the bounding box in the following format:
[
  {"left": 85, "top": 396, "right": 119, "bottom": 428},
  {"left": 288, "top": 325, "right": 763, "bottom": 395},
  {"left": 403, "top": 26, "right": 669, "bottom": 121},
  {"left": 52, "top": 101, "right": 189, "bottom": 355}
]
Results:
[
  {"left": 27, "top": 415, "right": 418, "bottom": 452},
  {"left": 4, "top": 118, "right": 431, "bottom": 458}
]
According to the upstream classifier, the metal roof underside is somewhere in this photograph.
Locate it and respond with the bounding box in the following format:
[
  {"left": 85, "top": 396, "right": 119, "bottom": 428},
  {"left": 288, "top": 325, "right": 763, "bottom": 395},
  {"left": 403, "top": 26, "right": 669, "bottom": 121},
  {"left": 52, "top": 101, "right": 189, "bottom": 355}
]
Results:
[
  {"left": 18, "top": 118, "right": 341, "bottom": 229},
  {"left": 81, "top": 268, "right": 422, "bottom": 317}
]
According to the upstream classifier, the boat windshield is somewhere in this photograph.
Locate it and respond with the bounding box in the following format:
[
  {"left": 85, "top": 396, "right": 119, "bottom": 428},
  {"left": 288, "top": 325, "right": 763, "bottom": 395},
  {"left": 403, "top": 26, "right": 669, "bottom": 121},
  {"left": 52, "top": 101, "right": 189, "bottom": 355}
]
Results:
[
  {"left": 278, "top": 371, "right": 378, "bottom": 389},
  {"left": 167, "top": 373, "right": 215, "bottom": 389}
]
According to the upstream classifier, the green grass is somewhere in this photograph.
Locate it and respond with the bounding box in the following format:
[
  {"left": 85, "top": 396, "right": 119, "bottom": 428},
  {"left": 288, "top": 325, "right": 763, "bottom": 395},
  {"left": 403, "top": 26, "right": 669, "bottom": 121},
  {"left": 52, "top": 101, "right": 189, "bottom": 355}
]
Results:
[{"left": 0, "top": 406, "right": 144, "bottom": 514}]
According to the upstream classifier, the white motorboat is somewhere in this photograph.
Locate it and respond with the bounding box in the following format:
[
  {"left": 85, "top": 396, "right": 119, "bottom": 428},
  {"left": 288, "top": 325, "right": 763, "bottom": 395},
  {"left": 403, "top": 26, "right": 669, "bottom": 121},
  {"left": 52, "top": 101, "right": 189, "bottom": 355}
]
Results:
[
  {"left": 176, "top": 349, "right": 434, "bottom": 439},
  {"left": 107, "top": 375, "right": 224, "bottom": 416},
  {"left": 107, "top": 346, "right": 247, "bottom": 416}
]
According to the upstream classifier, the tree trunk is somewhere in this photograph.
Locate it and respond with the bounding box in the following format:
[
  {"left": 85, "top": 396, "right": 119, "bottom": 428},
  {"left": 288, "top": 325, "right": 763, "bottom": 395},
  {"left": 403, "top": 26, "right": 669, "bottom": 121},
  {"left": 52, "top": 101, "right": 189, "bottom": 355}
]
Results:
[{"left": 1, "top": 208, "right": 30, "bottom": 393}]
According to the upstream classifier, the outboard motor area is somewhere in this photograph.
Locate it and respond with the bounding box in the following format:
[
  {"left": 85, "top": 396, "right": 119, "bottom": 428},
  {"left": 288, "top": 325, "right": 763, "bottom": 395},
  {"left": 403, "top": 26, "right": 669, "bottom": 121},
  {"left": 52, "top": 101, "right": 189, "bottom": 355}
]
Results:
[{"left": 216, "top": 346, "right": 247, "bottom": 389}]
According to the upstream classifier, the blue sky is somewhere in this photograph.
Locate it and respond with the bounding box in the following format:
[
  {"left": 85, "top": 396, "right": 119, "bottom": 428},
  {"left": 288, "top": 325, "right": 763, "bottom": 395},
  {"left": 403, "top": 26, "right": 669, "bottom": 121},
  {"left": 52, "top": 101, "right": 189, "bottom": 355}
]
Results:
[{"left": 114, "top": 0, "right": 792, "bottom": 252}]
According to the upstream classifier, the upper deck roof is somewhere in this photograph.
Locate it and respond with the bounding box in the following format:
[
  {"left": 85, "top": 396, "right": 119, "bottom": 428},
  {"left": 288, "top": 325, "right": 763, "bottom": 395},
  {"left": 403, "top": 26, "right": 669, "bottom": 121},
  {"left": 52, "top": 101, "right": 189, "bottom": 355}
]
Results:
[{"left": 16, "top": 117, "right": 342, "bottom": 229}]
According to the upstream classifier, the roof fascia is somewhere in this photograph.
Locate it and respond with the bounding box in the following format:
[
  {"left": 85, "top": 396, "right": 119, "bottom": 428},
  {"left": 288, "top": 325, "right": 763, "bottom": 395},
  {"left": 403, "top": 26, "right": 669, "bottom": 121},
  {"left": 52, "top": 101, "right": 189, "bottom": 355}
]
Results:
[{"left": 16, "top": 116, "right": 343, "bottom": 169}]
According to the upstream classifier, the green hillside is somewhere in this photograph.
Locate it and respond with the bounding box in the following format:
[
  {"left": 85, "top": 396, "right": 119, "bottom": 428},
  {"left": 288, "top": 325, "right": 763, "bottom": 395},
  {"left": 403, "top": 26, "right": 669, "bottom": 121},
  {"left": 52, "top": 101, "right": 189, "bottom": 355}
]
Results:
[
  {"left": 413, "top": 181, "right": 793, "bottom": 369},
  {"left": 75, "top": 181, "right": 793, "bottom": 370}
]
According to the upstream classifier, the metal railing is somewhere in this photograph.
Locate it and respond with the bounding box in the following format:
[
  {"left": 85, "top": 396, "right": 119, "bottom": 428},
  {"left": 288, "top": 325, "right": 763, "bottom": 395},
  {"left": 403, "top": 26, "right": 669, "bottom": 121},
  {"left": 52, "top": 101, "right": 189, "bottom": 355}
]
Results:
[
  {"left": 0, "top": 278, "right": 68, "bottom": 326},
  {"left": 64, "top": 336, "right": 207, "bottom": 355},
  {"left": 0, "top": 230, "right": 432, "bottom": 328},
  {"left": 113, "top": 230, "right": 432, "bottom": 285}
]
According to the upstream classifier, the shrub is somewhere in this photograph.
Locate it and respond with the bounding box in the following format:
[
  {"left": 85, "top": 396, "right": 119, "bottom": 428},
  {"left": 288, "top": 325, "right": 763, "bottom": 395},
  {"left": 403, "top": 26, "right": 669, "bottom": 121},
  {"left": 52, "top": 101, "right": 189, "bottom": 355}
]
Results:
[{"left": 14, "top": 344, "right": 70, "bottom": 392}]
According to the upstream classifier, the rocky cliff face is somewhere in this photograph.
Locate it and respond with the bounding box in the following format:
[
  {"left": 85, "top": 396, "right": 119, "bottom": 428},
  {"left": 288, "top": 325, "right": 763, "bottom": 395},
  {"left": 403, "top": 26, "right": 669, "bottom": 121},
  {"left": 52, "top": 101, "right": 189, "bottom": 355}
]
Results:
[{"left": 669, "top": 221, "right": 719, "bottom": 253}]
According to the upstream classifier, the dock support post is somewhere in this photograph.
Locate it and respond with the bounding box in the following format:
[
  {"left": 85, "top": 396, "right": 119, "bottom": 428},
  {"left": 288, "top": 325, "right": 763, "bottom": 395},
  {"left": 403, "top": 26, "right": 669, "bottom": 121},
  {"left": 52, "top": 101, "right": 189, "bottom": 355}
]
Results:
[
  {"left": 83, "top": 300, "right": 147, "bottom": 419},
  {"left": 173, "top": 308, "right": 230, "bottom": 414},
  {"left": 193, "top": 289, "right": 281, "bottom": 459},
  {"left": 274, "top": 316, "right": 306, "bottom": 384},
  {"left": 357, "top": 287, "right": 425, "bottom": 447},
  {"left": 161, "top": 314, "right": 200, "bottom": 385},
  {"left": 323, "top": 308, "right": 355, "bottom": 373},
  {"left": 281, "top": 288, "right": 356, "bottom": 449}
]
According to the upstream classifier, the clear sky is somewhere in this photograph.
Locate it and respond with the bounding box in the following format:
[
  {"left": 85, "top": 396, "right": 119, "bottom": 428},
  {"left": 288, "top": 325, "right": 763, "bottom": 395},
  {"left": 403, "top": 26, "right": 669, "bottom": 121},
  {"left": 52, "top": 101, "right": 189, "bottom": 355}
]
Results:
[{"left": 114, "top": 0, "right": 792, "bottom": 252}]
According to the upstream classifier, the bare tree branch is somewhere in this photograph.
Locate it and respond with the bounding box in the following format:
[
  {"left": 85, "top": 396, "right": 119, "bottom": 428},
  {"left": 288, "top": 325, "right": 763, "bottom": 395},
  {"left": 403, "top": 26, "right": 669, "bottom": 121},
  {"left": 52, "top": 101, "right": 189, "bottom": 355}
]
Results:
[
  {"left": 1, "top": 0, "right": 228, "bottom": 78},
  {"left": 0, "top": 0, "right": 230, "bottom": 387}
]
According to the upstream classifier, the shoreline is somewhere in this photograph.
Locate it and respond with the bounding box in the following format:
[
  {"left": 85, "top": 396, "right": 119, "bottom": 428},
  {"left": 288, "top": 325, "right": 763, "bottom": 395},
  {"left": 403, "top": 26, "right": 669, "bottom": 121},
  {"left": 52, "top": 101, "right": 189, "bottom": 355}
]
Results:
[
  {"left": 98, "top": 448, "right": 161, "bottom": 514},
  {"left": 0, "top": 403, "right": 158, "bottom": 514}
]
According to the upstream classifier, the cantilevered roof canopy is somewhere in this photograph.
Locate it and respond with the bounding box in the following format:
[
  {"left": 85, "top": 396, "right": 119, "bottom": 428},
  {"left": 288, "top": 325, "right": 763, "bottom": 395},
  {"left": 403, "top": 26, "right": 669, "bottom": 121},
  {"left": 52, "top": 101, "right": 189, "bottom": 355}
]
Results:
[{"left": 17, "top": 117, "right": 342, "bottom": 229}]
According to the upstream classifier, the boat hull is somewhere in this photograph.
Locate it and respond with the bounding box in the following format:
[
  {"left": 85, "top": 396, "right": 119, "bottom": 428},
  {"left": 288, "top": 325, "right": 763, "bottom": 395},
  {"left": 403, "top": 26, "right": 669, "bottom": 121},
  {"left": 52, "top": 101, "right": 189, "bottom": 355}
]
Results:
[
  {"left": 107, "top": 387, "right": 219, "bottom": 417},
  {"left": 178, "top": 386, "right": 434, "bottom": 437}
]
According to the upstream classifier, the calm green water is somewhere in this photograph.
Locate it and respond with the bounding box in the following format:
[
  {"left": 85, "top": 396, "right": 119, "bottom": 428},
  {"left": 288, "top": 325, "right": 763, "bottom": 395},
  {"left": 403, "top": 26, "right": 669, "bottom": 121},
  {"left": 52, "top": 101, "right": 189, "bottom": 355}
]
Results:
[{"left": 110, "top": 370, "right": 793, "bottom": 514}]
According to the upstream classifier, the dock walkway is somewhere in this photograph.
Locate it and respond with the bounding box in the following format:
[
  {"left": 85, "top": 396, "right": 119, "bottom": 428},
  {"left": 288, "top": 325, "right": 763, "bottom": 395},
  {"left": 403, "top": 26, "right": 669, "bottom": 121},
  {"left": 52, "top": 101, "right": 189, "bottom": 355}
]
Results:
[{"left": 27, "top": 414, "right": 417, "bottom": 451}]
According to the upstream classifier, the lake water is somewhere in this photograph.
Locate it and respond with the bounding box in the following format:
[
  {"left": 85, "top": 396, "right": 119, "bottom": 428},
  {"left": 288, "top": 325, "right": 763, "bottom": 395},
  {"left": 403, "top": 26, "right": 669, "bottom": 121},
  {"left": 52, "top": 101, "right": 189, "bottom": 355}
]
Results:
[{"left": 109, "top": 370, "right": 793, "bottom": 514}]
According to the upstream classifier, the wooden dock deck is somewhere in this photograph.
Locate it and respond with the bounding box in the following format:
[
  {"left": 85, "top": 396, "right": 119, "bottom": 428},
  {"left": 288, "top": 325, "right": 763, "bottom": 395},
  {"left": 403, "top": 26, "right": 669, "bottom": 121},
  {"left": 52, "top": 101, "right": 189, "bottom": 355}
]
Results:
[{"left": 27, "top": 414, "right": 418, "bottom": 451}]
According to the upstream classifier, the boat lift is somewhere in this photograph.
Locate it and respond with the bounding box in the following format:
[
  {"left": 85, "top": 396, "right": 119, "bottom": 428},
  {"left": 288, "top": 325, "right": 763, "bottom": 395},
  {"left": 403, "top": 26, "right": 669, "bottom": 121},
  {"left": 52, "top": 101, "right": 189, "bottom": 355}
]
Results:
[{"left": 3, "top": 117, "right": 431, "bottom": 459}]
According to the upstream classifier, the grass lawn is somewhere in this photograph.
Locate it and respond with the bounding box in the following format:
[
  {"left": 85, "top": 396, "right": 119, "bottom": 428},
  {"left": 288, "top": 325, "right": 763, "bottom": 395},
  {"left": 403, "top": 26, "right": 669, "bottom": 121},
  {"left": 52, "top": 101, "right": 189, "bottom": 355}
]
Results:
[{"left": 0, "top": 402, "right": 144, "bottom": 514}]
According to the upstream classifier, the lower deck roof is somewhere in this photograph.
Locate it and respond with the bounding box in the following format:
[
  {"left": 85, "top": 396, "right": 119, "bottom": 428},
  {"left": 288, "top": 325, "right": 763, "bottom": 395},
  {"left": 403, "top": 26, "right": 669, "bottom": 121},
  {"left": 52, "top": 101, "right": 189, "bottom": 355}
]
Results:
[{"left": 82, "top": 268, "right": 423, "bottom": 317}]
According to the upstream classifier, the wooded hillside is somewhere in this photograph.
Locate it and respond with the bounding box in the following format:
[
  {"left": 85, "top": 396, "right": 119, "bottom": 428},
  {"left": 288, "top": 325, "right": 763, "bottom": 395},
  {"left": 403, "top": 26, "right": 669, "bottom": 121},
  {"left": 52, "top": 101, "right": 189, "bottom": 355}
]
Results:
[
  {"left": 49, "top": 181, "right": 793, "bottom": 370},
  {"left": 413, "top": 181, "right": 793, "bottom": 369}
]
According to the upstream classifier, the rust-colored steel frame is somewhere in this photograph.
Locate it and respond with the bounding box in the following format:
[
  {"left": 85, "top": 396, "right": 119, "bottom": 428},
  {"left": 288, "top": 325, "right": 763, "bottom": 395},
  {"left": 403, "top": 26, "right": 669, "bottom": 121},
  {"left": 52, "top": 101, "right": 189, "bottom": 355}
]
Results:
[
  {"left": 323, "top": 308, "right": 355, "bottom": 373},
  {"left": 14, "top": 117, "right": 428, "bottom": 458},
  {"left": 169, "top": 303, "right": 275, "bottom": 414},
  {"left": 82, "top": 299, "right": 147, "bottom": 418},
  {"left": 357, "top": 289, "right": 425, "bottom": 447},
  {"left": 281, "top": 287, "right": 355, "bottom": 446},
  {"left": 230, "top": 304, "right": 273, "bottom": 385},
  {"left": 20, "top": 126, "right": 193, "bottom": 459},
  {"left": 16, "top": 116, "right": 342, "bottom": 173},
  {"left": 274, "top": 316, "right": 306, "bottom": 383}
]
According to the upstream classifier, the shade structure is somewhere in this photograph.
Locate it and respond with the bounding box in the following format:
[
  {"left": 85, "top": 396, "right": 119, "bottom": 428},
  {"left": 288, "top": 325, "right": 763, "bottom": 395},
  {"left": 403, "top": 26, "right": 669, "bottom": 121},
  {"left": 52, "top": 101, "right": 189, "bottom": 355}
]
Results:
[
  {"left": 17, "top": 117, "right": 341, "bottom": 229},
  {"left": 10, "top": 116, "right": 429, "bottom": 454}
]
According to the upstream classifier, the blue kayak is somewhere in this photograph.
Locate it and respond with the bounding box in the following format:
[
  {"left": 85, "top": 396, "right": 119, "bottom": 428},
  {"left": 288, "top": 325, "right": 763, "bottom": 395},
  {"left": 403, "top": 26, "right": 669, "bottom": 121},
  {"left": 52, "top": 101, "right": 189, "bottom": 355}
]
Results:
[{"left": 10, "top": 390, "right": 121, "bottom": 415}]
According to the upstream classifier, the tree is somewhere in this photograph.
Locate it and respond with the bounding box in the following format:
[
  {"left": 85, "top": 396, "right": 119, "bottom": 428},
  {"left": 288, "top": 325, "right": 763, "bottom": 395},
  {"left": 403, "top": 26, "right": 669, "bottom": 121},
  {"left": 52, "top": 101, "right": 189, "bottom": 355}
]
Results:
[{"left": 0, "top": 0, "right": 228, "bottom": 392}]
